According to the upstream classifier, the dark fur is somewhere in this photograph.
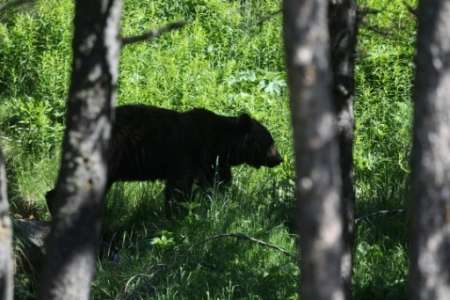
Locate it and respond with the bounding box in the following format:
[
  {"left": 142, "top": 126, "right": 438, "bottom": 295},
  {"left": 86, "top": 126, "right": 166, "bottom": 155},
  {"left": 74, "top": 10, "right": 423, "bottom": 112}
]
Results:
[{"left": 47, "top": 104, "right": 282, "bottom": 218}]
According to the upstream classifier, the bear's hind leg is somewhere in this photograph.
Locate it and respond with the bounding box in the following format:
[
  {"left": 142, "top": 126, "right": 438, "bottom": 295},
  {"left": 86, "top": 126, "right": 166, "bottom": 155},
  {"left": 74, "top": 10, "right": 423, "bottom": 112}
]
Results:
[{"left": 45, "top": 189, "right": 57, "bottom": 216}]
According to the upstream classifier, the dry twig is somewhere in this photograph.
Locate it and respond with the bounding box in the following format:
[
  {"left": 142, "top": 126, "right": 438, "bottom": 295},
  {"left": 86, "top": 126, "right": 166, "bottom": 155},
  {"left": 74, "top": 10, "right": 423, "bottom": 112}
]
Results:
[
  {"left": 197, "top": 232, "right": 296, "bottom": 260},
  {"left": 0, "top": 0, "right": 33, "bottom": 15},
  {"left": 121, "top": 20, "right": 187, "bottom": 46},
  {"left": 256, "top": 8, "right": 282, "bottom": 28},
  {"left": 355, "top": 208, "right": 406, "bottom": 224},
  {"left": 403, "top": 1, "right": 417, "bottom": 18}
]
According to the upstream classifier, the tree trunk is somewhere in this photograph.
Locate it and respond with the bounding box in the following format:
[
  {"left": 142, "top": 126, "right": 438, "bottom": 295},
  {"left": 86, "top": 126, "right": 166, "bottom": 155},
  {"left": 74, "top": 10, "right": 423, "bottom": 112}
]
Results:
[
  {"left": 38, "top": 1, "right": 122, "bottom": 299},
  {"left": 283, "top": 0, "right": 345, "bottom": 299},
  {"left": 409, "top": 1, "right": 450, "bottom": 299},
  {"left": 329, "top": 0, "right": 358, "bottom": 298},
  {"left": 0, "top": 150, "right": 13, "bottom": 300}
]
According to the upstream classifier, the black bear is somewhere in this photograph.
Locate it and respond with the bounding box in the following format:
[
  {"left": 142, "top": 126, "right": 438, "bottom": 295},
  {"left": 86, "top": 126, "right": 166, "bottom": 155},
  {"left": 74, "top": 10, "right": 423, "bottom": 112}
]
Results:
[{"left": 47, "top": 104, "right": 283, "bottom": 218}]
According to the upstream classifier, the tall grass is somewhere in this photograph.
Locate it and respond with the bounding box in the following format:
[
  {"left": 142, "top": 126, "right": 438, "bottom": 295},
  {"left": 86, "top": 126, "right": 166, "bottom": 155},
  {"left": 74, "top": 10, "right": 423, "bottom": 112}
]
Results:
[{"left": 0, "top": 0, "right": 415, "bottom": 298}]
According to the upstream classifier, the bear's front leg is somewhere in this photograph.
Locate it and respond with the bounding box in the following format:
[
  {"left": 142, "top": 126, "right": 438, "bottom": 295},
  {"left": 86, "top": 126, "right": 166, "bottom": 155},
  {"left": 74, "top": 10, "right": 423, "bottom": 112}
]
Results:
[
  {"left": 164, "top": 177, "right": 193, "bottom": 219},
  {"left": 199, "top": 162, "right": 232, "bottom": 188},
  {"left": 218, "top": 164, "right": 232, "bottom": 185}
]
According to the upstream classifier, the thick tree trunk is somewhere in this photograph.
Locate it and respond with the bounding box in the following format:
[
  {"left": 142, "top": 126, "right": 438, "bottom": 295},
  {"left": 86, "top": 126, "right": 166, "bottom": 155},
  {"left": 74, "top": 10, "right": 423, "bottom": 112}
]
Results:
[
  {"left": 38, "top": 1, "right": 122, "bottom": 299},
  {"left": 0, "top": 151, "right": 13, "bottom": 300},
  {"left": 283, "top": 1, "right": 345, "bottom": 299},
  {"left": 409, "top": 1, "right": 450, "bottom": 299},
  {"left": 329, "top": 0, "right": 358, "bottom": 298}
]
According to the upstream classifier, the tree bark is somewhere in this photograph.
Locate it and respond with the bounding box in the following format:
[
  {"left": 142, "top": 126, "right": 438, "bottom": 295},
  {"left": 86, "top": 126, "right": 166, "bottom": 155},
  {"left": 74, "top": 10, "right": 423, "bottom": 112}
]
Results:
[
  {"left": 283, "top": 0, "right": 345, "bottom": 299},
  {"left": 409, "top": 1, "right": 450, "bottom": 299},
  {"left": 0, "top": 150, "right": 13, "bottom": 300},
  {"left": 38, "top": 1, "right": 122, "bottom": 299},
  {"left": 329, "top": 0, "right": 358, "bottom": 298}
]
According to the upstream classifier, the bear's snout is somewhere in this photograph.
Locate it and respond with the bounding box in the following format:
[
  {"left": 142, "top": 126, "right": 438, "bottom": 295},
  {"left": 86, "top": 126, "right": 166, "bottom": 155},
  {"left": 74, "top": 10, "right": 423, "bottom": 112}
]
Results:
[{"left": 266, "top": 145, "right": 283, "bottom": 167}]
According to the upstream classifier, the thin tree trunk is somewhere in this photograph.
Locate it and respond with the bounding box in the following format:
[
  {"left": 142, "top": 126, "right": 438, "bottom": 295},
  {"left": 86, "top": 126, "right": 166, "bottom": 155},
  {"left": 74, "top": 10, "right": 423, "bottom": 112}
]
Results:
[
  {"left": 329, "top": 0, "right": 358, "bottom": 298},
  {"left": 38, "top": 1, "right": 122, "bottom": 299},
  {"left": 409, "top": 1, "right": 450, "bottom": 299},
  {"left": 0, "top": 150, "right": 13, "bottom": 300},
  {"left": 283, "top": 0, "right": 345, "bottom": 299}
]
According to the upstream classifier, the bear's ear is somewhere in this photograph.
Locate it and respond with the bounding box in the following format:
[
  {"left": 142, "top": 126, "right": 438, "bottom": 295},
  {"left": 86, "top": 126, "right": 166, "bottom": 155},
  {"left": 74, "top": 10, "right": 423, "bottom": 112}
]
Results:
[{"left": 238, "top": 113, "right": 252, "bottom": 131}]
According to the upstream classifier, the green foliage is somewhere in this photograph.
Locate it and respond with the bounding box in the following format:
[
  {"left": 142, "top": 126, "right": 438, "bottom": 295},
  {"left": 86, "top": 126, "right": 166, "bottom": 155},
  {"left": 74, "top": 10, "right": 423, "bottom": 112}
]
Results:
[
  {"left": 0, "top": 0, "right": 70, "bottom": 155},
  {"left": 352, "top": 0, "right": 416, "bottom": 299},
  {"left": 0, "top": 0, "right": 417, "bottom": 298}
]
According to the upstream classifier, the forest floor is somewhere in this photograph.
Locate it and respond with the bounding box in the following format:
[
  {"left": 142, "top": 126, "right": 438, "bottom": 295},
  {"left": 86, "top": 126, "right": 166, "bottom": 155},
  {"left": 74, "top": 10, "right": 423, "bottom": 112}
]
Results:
[{"left": 0, "top": 0, "right": 415, "bottom": 299}]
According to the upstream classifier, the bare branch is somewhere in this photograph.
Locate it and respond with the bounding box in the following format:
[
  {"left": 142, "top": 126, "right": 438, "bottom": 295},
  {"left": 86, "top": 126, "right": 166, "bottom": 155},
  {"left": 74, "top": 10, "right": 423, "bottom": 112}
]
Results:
[
  {"left": 364, "top": 24, "right": 391, "bottom": 37},
  {"left": 355, "top": 208, "right": 406, "bottom": 224},
  {"left": 0, "top": 0, "right": 33, "bottom": 15},
  {"left": 356, "top": 5, "right": 383, "bottom": 25},
  {"left": 256, "top": 8, "right": 282, "bottom": 28},
  {"left": 121, "top": 20, "right": 187, "bottom": 46},
  {"left": 357, "top": 6, "right": 381, "bottom": 18},
  {"left": 403, "top": 1, "right": 417, "bottom": 18},
  {"left": 196, "top": 233, "right": 296, "bottom": 260}
]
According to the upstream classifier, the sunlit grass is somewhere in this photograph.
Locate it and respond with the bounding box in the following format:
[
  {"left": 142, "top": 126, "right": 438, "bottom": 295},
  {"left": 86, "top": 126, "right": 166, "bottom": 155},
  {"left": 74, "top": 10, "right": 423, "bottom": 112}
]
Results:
[{"left": 0, "top": 0, "right": 416, "bottom": 298}]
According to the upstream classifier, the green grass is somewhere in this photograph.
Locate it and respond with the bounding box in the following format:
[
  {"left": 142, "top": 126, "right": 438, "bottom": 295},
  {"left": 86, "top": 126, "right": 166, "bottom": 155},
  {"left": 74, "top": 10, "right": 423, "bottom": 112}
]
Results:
[{"left": 0, "top": 0, "right": 416, "bottom": 298}]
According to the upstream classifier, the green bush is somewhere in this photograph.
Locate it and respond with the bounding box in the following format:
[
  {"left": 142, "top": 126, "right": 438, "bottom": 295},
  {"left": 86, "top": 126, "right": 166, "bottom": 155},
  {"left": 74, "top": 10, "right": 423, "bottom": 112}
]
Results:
[{"left": 0, "top": 0, "right": 416, "bottom": 298}]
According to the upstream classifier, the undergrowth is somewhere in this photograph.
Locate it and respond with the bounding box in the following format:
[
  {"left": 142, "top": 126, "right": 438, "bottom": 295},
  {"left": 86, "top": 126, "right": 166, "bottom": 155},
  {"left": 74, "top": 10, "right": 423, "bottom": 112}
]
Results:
[{"left": 0, "top": 0, "right": 415, "bottom": 298}]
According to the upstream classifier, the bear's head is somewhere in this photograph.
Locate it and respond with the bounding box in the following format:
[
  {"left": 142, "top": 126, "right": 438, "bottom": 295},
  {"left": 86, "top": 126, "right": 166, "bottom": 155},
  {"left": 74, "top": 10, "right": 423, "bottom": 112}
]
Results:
[{"left": 234, "top": 113, "right": 283, "bottom": 168}]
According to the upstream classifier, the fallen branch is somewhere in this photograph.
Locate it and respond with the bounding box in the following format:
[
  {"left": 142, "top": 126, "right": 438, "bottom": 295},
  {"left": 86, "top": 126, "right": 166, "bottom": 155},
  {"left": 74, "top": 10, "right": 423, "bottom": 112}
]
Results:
[
  {"left": 403, "top": 1, "right": 417, "bottom": 18},
  {"left": 121, "top": 20, "right": 187, "bottom": 46},
  {"left": 356, "top": 6, "right": 382, "bottom": 25},
  {"left": 357, "top": 6, "right": 382, "bottom": 18},
  {"left": 197, "top": 232, "right": 296, "bottom": 260},
  {"left": 0, "top": 0, "right": 33, "bottom": 15},
  {"left": 256, "top": 8, "right": 282, "bottom": 28},
  {"left": 364, "top": 24, "right": 392, "bottom": 37},
  {"left": 355, "top": 208, "right": 406, "bottom": 224}
]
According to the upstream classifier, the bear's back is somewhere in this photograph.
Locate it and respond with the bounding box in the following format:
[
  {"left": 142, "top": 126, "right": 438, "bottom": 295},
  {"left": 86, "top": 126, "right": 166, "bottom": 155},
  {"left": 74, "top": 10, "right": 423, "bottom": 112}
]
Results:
[{"left": 109, "top": 105, "right": 220, "bottom": 182}]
